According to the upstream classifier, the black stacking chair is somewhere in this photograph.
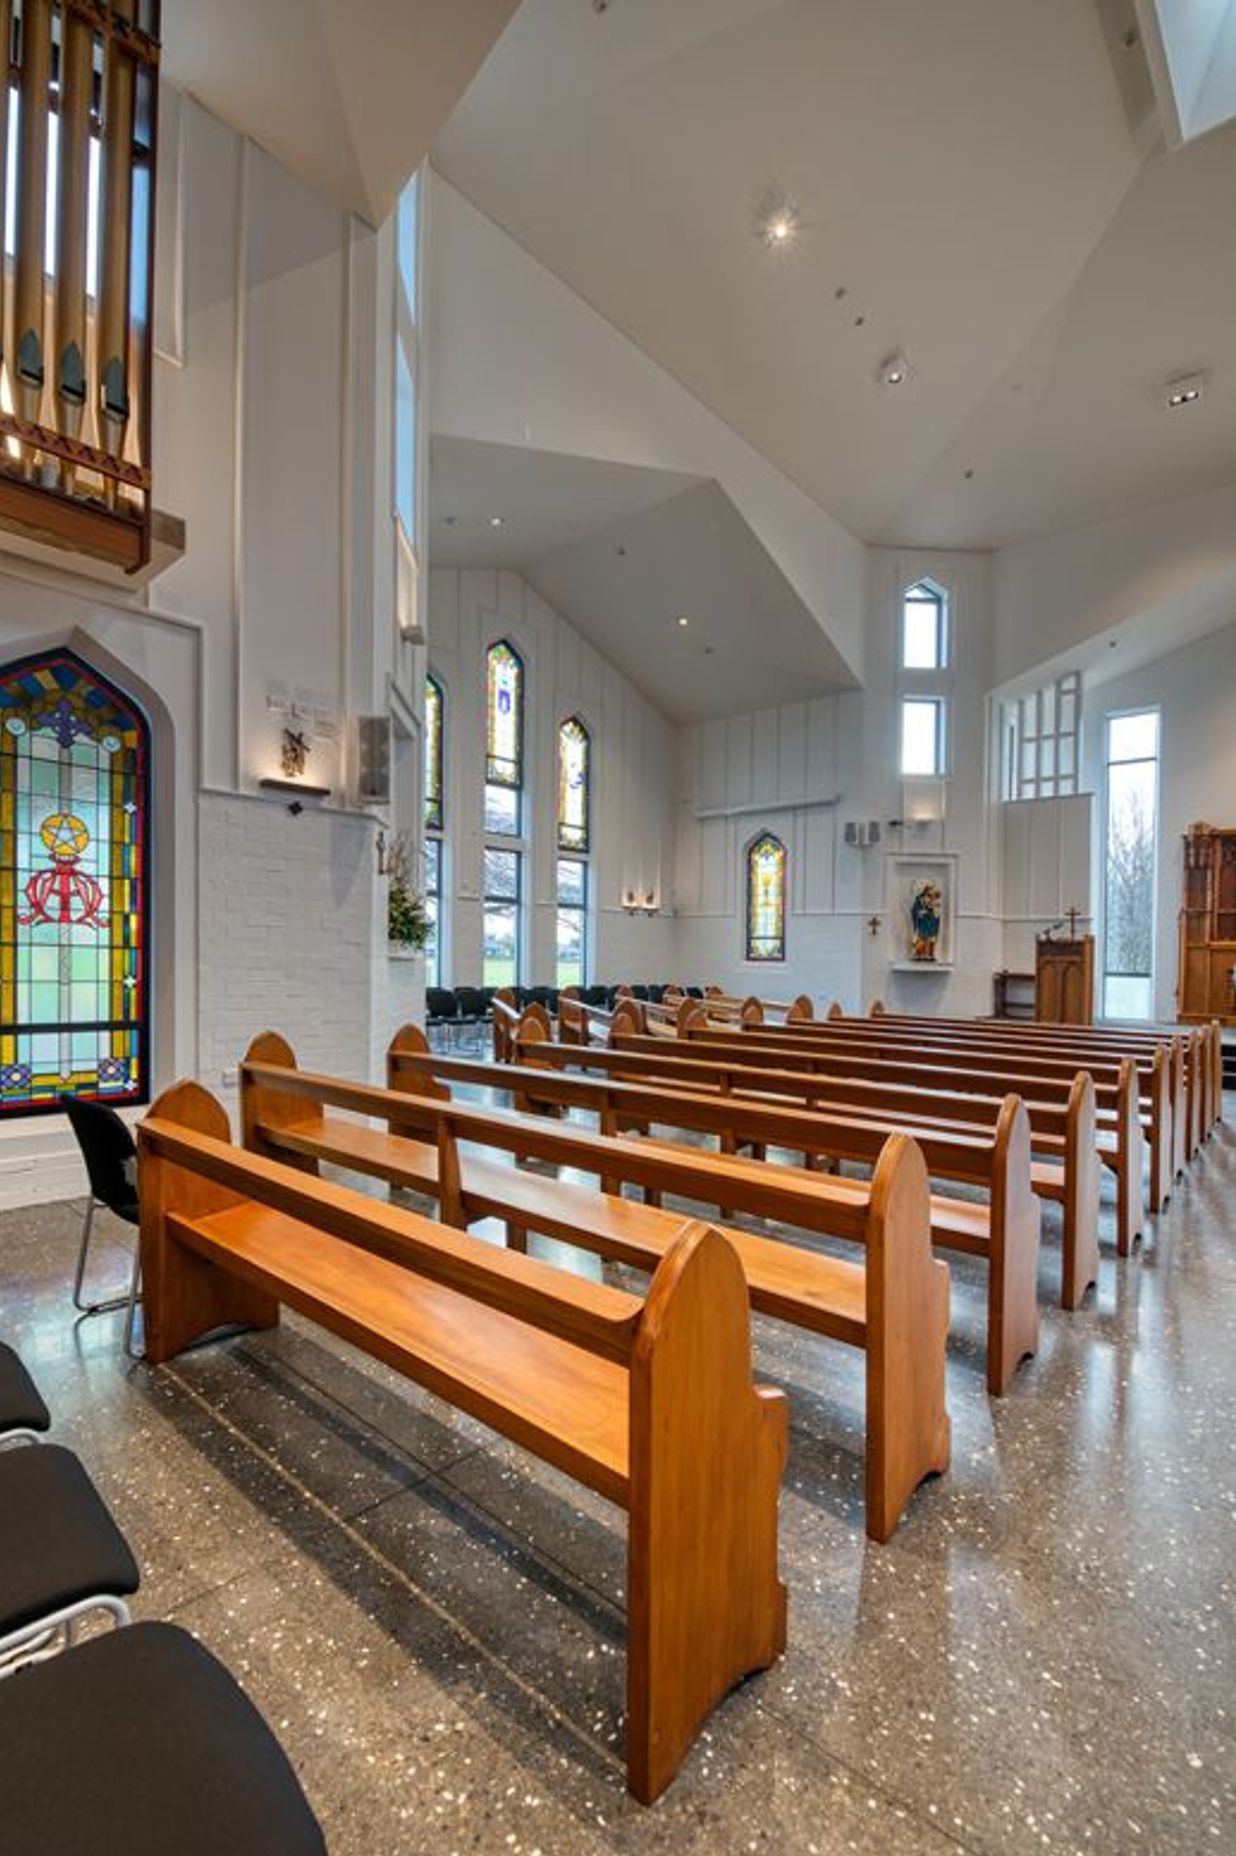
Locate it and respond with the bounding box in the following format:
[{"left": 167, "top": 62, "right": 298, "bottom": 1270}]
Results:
[
  {"left": 0, "top": 1621, "right": 326, "bottom": 1854},
  {"left": 0, "top": 1343, "right": 50, "bottom": 1448},
  {"left": 0, "top": 1444, "right": 139, "bottom": 1669},
  {"left": 59, "top": 1094, "right": 141, "bottom": 1356},
  {"left": 630, "top": 985, "right": 650, "bottom": 1002},
  {"left": 686, "top": 985, "right": 704, "bottom": 999},
  {"left": 649, "top": 984, "right": 667, "bottom": 1004},
  {"left": 425, "top": 987, "right": 459, "bottom": 1049},
  {"left": 454, "top": 986, "right": 488, "bottom": 1050}
]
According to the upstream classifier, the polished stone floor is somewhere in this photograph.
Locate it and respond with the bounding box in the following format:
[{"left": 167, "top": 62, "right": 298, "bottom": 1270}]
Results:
[{"left": 3, "top": 1118, "right": 1235, "bottom": 1855}]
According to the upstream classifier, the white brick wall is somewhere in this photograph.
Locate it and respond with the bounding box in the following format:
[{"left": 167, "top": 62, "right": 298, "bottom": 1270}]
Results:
[{"left": 198, "top": 792, "right": 383, "bottom": 1108}]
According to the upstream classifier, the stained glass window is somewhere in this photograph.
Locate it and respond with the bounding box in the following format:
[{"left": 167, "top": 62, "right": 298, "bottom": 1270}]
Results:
[
  {"left": 486, "top": 641, "right": 523, "bottom": 789},
  {"left": 557, "top": 716, "right": 590, "bottom": 853},
  {"left": 0, "top": 650, "right": 150, "bottom": 1115},
  {"left": 745, "top": 833, "right": 786, "bottom": 963},
  {"left": 424, "top": 675, "right": 443, "bottom": 831}
]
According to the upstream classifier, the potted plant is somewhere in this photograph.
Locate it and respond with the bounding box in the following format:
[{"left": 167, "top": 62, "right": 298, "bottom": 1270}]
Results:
[{"left": 385, "top": 832, "right": 431, "bottom": 954}]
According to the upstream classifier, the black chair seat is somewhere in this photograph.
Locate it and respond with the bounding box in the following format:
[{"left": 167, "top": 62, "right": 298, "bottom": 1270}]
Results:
[
  {"left": 0, "top": 1621, "right": 326, "bottom": 1855},
  {"left": 0, "top": 1343, "right": 50, "bottom": 1437},
  {"left": 0, "top": 1445, "right": 138, "bottom": 1635}
]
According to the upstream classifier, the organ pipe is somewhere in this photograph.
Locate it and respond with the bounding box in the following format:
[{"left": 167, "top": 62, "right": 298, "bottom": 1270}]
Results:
[{"left": 0, "top": 1, "right": 162, "bottom": 569}]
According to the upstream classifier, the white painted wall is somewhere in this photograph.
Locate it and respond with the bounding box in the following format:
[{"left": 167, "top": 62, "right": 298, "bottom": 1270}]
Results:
[
  {"left": 427, "top": 567, "right": 677, "bottom": 985},
  {"left": 1083, "top": 608, "right": 1236, "bottom": 1019}
]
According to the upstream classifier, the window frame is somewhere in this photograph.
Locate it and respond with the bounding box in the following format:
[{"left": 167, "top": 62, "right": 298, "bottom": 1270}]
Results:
[
  {"left": 555, "top": 854, "right": 589, "bottom": 989},
  {"left": 482, "top": 843, "right": 522, "bottom": 991},
  {"left": 901, "top": 579, "right": 949, "bottom": 671},
  {"left": 900, "top": 695, "right": 948, "bottom": 779},
  {"left": 556, "top": 714, "right": 591, "bottom": 854},
  {"left": 1100, "top": 706, "right": 1160, "bottom": 1021},
  {"left": 744, "top": 830, "right": 787, "bottom": 964}
]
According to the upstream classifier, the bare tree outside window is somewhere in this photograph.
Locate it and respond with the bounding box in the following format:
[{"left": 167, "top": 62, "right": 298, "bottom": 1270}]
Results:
[{"left": 1102, "top": 711, "right": 1159, "bottom": 1020}]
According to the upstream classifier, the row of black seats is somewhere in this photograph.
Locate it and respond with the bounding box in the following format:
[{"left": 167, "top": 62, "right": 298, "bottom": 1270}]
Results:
[
  {"left": 0, "top": 1341, "right": 325, "bottom": 1854},
  {"left": 425, "top": 982, "right": 708, "bottom": 1027}
]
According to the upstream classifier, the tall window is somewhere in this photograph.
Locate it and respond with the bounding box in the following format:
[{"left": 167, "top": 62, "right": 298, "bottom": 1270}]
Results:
[
  {"left": 424, "top": 838, "right": 441, "bottom": 989},
  {"left": 745, "top": 833, "right": 787, "bottom": 962},
  {"left": 483, "top": 848, "right": 521, "bottom": 990},
  {"left": 555, "top": 716, "right": 591, "bottom": 987},
  {"left": 394, "top": 168, "right": 422, "bottom": 640},
  {"left": 483, "top": 641, "right": 525, "bottom": 986},
  {"left": 0, "top": 650, "right": 150, "bottom": 1114},
  {"left": 1102, "top": 710, "right": 1160, "bottom": 1021},
  {"left": 485, "top": 641, "right": 523, "bottom": 836},
  {"left": 557, "top": 717, "right": 590, "bottom": 853},
  {"left": 902, "top": 581, "right": 948, "bottom": 669},
  {"left": 424, "top": 675, "right": 444, "bottom": 831},
  {"left": 900, "top": 697, "right": 946, "bottom": 777}
]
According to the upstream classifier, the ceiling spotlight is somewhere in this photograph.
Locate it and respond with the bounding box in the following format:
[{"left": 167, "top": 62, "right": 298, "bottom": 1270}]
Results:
[
  {"left": 1164, "top": 372, "right": 1205, "bottom": 409},
  {"left": 675, "top": 614, "right": 690, "bottom": 629},
  {"left": 757, "top": 193, "right": 799, "bottom": 249},
  {"left": 876, "top": 350, "right": 911, "bottom": 388},
  {"left": 489, "top": 515, "right": 506, "bottom": 528}
]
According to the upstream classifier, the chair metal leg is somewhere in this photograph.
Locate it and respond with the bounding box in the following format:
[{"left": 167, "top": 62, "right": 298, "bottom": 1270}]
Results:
[
  {"left": 122, "top": 1244, "right": 143, "bottom": 1360},
  {"left": 73, "top": 1195, "right": 138, "bottom": 1320}
]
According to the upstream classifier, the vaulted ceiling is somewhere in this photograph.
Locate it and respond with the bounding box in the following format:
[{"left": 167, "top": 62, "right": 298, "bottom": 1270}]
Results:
[
  {"left": 160, "top": 0, "right": 520, "bottom": 224},
  {"left": 434, "top": 0, "right": 1236, "bottom": 551}
]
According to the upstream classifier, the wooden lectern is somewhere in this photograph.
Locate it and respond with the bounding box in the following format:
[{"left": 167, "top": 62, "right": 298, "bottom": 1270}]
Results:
[{"left": 1035, "top": 931, "right": 1095, "bottom": 1025}]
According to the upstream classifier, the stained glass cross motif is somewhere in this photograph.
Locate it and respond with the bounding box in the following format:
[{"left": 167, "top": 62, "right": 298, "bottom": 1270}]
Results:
[
  {"left": 0, "top": 650, "right": 150, "bottom": 1115},
  {"left": 486, "top": 641, "right": 524, "bottom": 788},
  {"left": 557, "top": 716, "right": 590, "bottom": 853},
  {"left": 746, "top": 833, "right": 787, "bottom": 962}
]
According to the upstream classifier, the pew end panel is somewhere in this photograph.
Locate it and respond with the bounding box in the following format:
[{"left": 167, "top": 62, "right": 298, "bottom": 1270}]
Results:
[
  {"left": 627, "top": 1220, "right": 788, "bottom": 1803},
  {"left": 386, "top": 1024, "right": 452, "bottom": 1139},
  {"left": 241, "top": 1032, "right": 326, "bottom": 1172},
  {"left": 1060, "top": 1072, "right": 1101, "bottom": 1309},
  {"left": 1113, "top": 1059, "right": 1146, "bottom": 1258},
  {"left": 787, "top": 994, "right": 815, "bottom": 1022},
  {"left": 139, "top": 1081, "right": 280, "bottom": 1364},
  {"left": 1148, "top": 1046, "right": 1172, "bottom": 1213},
  {"left": 985, "top": 1097, "right": 1041, "bottom": 1394},
  {"left": 864, "top": 1134, "right": 951, "bottom": 1543}
]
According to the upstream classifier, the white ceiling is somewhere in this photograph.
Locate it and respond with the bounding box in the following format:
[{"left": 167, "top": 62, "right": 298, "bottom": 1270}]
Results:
[
  {"left": 434, "top": 0, "right": 1236, "bottom": 551},
  {"left": 430, "top": 437, "right": 855, "bottom": 722},
  {"left": 160, "top": 0, "right": 520, "bottom": 223}
]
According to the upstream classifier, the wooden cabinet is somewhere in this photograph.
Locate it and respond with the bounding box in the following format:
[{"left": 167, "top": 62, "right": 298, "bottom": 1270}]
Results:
[
  {"left": 1177, "top": 822, "right": 1236, "bottom": 1022},
  {"left": 1034, "top": 935, "right": 1094, "bottom": 1024}
]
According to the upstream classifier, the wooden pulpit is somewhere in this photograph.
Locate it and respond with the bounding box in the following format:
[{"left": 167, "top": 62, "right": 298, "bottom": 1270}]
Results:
[{"left": 1035, "top": 934, "right": 1095, "bottom": 1025}]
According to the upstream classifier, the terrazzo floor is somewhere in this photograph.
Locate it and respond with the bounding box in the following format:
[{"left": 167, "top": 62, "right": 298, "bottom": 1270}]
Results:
[{"left": 3, "top": 1113, "right": 1235, "bottom": 1855}]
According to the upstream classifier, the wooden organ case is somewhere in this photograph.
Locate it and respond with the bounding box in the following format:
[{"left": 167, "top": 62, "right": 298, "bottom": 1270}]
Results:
[
  {"left": 0, "top": 1, "right": 161, "bottom": 574},
  {"left": 1178, "top": 823, "right": 1236, "bottom": 1023}
]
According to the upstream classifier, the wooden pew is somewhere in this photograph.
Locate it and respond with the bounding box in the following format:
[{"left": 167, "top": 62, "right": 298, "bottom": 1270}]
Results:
[
  {"left": 373, "top": 1027, "right": 1044, "bottom": 1377},
  {"left": 239, "top": 1034, "right": 952, "bottom": 1535},
  {"left": 385, "top": 1017, "right": 1070, "bottom": 1345},
  {"left": 839, "top": 1006, "right": 1216, "bottom": 1154},
  {"left": 606, "top": 1020, "right": 1152, "bottom": 1252},
  {"left": 139, "top": 1079, "right": 788, "bottom": 1804}
]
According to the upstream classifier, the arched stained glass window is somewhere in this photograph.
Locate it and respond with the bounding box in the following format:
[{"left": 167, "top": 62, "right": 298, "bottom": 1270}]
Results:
[
  {"left": 745, "top": 832, "right": 786, "bottom": 963},
  {"left": 0, "top": 650, "right": 150, "bottom": 1114},
  {"left": 424, "top": 674, "right": 443, "bottom": 831},
  {"left": 486, "top": 641, "right": 523, "bottom": 788},
  {"left": 557, "top": 716, "right": 590, "bottom": 853}
]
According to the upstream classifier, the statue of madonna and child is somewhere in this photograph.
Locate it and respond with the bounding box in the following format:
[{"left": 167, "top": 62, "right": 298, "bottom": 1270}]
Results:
[{"left": 909, "top": 879, "right": 943, "bottom": 962}]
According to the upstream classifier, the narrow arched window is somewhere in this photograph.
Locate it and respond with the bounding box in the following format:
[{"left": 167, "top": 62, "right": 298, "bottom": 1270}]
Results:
[
  {"left": 485, "top": 640, "right": 523, "bottom": 838},
  {"left": 557, "top": 716, "right": 590, "bottom": 853},
  {"left": 424, "top": 674, "right": 444, "bottom": 831},
  {"left": 745, "top": 832, "right": 786, "bottom": 963},
  {"left": 0, "top": 649, "right": 151, "bottom": 1114}
]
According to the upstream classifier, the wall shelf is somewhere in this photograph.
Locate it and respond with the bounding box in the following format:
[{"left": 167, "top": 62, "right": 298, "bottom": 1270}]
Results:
[{"left": 889, "top": 960, "right": 954, "bottom": 974}]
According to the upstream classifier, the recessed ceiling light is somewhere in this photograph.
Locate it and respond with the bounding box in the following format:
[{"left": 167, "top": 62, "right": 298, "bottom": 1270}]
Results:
[
  {"left": 756, "top": 193, "right": 799, "bottom": 249},
  {"left": 675, "top": 614, "right": 690, "bottom": 629},
  {"left": 876, "top": 350, "right": 911, "bottom": 387},
  {"left": 1164, "top": 372, "right": 1205, "bottom": 409},
  {"left": 443, "top": 515, "right": 456, "bottom": 526},
  {"left": 489, "top": 515, "right": 506, "bottom": 528}
]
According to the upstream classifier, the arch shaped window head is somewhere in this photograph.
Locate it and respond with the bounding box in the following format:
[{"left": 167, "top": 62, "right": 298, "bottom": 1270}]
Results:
[
  {"left": 0, "top": 649, "right": 150, "bottom": 1115},
  {"left": 486, "top": 641, "right": 524, "bottom": 789},
  {"left": 903, "top": 580, "right": 948, "bottom": 670},
  {"left": 557, "top": 716, "right": 590, "bottom": 853},
  {"left": 746, "top": 832, "right": 787, "bottom": 962}
]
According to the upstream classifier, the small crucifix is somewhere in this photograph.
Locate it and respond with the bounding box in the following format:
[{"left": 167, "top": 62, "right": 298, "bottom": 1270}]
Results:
[
  {"left": 1065, "top": 904, "right": 1083, "bottom": 938},
  {"left": 867, "top": 915, "right": 882, "bottom": 938}
]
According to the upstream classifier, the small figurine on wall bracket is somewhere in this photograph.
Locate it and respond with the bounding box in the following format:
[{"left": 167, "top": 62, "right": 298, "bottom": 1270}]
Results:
[
  {"left": 280, "top": 725, "right": 311, "bottom": 780},
  {"left": 910, "top": 879, "right": 943, "bottom": 962}
]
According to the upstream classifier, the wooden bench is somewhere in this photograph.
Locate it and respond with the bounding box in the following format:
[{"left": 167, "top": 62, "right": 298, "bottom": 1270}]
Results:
[
  {"left": 648, "top": 1020, "right": 1158, "bottom": 1239},
  {"left": 838, "top": 1005, "right": 1217, "bottom": 1156},
  {"left": 730, "top": 1012, "right": 1183, "bottom": 1193},
  {"left": 138, "top": 1079, "right": 788, "bottom": 1805},
  {"left": 380, "top": 1024, "right": 1061, "bottom": 1372},
  {"left": 239, "top": 1033, "right": 952, "bottom": 1536}
]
